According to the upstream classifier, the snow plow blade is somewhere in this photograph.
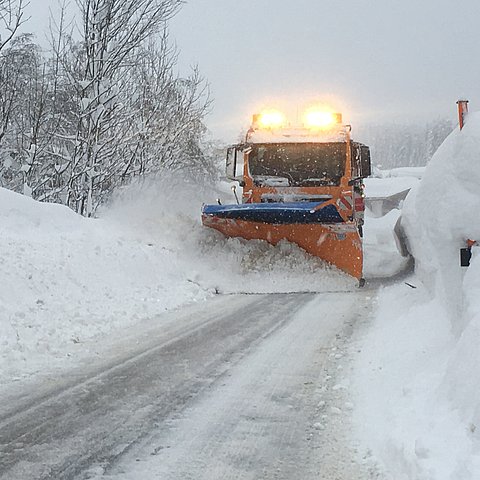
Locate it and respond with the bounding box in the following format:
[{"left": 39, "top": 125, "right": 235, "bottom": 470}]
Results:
[{"left": 202, "top": 202, "right": 363, "bottom": 279}]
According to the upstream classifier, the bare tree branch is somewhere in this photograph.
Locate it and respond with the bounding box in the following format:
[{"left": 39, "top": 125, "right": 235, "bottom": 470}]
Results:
[{"left": 0, "top": 0, "right": 30, "bottom": 52}]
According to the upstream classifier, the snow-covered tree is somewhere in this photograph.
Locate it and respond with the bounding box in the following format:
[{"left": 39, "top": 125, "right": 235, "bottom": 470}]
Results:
[
  {"left": 123, "top": 36, "right": 212, "bottom": 180},
  {"left": 356, "top": 120, "right": 454, "bottom": 169},
  {"left": 56, "top": 0, "right": 180, "bottom": 215},
  {"left": 0, "top": 0, "right": 214, "bottom": 213},
  {"left": 0, "top": 34, "right": 50, "bottom": 194}
]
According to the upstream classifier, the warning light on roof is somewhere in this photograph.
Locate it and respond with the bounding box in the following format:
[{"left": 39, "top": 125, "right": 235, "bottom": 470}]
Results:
[
  {"left": 304, "top": 110, "right": 342, "bottom": 129},
  {"left": 253, "top": 110, "right": 286, "bottom": 129}
]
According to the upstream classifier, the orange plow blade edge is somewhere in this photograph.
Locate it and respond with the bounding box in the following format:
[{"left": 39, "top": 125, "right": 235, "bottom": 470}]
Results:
[{"left": 202, "top": 214, "right": 363, "bottom": 280}]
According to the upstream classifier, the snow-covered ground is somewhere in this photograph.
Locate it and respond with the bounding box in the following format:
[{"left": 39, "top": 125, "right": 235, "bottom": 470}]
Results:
[
  {"left": 364, "top": 176, "right": 419, "bottom": 199},
  {"left": 352, "top": 114, "right": 480, "bottom": 479},
  {"left": 4, "top": 153, "right": 453, "bottom": 478}
]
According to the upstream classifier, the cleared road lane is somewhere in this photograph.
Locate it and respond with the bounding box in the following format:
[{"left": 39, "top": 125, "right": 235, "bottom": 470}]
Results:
[{"left": 0, "top": 291, "right": 374, "bottom": 480}]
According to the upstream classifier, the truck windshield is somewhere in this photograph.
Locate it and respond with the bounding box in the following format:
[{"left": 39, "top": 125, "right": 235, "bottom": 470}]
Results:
[{"left": 248, "top": 142, "right": 346, "bottom": 187}]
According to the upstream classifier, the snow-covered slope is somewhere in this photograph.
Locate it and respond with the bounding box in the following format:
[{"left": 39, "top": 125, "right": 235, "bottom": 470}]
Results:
[
  {"left": 0, "top": 186, "right": 209, "bottom": 383},
  {"left": 353, "top": 113, "right": 480, "bottom": 479}
]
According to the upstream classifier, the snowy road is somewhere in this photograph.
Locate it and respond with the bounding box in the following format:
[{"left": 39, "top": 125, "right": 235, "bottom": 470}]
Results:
[{"left": 0, "top": 291, "right": 375, "bottom": 480}]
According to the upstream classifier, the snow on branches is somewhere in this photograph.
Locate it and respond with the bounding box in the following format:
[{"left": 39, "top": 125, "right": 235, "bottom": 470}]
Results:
[{"left": 0, "top": 0, "right": 212, "bottom": 215}]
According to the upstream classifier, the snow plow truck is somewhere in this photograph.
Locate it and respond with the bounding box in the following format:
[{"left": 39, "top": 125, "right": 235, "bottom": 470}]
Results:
[{"left": 201, "top": 109, "right": 371, "bottom": 283}]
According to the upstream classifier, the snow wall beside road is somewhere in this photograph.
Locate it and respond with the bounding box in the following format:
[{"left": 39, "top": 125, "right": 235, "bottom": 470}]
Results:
[
  {"left": 402, "top": 114, "right": 480, "bottom": 437},
  {"left": 353, "top": 112, "right": 480, "bottom": 479},
  {"left": 402, "top": 112, "right": 480, "bottom": 321}
]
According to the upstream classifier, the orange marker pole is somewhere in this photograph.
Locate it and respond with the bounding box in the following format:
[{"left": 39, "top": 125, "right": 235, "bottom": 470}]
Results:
[{"left": 457, "top": 100, "right": 469, "bottom": 130}]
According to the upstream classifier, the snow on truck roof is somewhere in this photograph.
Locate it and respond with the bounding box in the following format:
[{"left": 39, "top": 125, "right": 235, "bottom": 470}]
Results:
[{"left": 247, "top": 125, "right": 349, "bottom": 144}]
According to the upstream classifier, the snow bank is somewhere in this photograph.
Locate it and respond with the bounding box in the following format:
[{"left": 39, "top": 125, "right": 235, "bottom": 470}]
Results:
[
  {"left": 364, "top": 176, "right": 418, "bottom": 198},
  {"left": 353, "top": 112, "right": 480, "bottom": 479},
  {"left": 363, "top": 208, "right": 408, "bottom": 279},
  {"left": 401, "top": 113, "right": 480, "bottom": 317},
  {"left": 388, "top": 166, "right": 425, "bottom": 179},
  {"left": 362, "top": 171, "right": 415, "bottom": 279},
  {"left": 0, "top": 186, "right": 209, "bottom": 384},
  {"left": 352, "top": 281, "right": 465, "bottom": 480},
  {"left": 372, "top": 166, "right": 425, "bottom": 180}
]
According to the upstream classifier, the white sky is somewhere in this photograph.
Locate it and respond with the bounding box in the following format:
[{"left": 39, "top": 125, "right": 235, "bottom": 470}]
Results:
[{"left": 26, "top": 0, "right": 480, "bottom": 140}]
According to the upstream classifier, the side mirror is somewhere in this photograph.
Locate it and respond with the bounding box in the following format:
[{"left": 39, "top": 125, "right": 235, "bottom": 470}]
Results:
[
  {"left": 360, "top": 145, "right": 371, "bottom": 178},
  {"left": 351, "top": 142, "right": 361, "bottom": 178},
  {"left": 225, "top": 147, "right": 237, "bottom": 180},
  {"left": 351, "top": 142, "right": 371, "bottom": 179}
]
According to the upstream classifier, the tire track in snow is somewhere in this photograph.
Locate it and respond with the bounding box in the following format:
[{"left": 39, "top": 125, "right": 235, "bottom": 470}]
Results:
[
  {"left": 95, "top": 291, "right": 377, "bottom": 480},
  {"left": 0, "top": 294, "right": 309, "bottom": 480}
]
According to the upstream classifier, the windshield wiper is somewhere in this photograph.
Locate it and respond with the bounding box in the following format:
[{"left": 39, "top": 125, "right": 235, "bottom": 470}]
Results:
[{"left": 254, "top": 176, "right": 291, "bottom": 187}]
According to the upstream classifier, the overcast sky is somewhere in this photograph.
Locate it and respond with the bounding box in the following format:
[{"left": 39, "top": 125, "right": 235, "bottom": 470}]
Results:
[{"left": 27, "top": 0, "right": 480, "bottom": 140}]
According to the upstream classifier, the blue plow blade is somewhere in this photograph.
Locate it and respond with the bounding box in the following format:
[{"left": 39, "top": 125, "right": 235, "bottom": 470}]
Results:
[{"left": 202, "top": 201, "right": 344, "bottom": 225}]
